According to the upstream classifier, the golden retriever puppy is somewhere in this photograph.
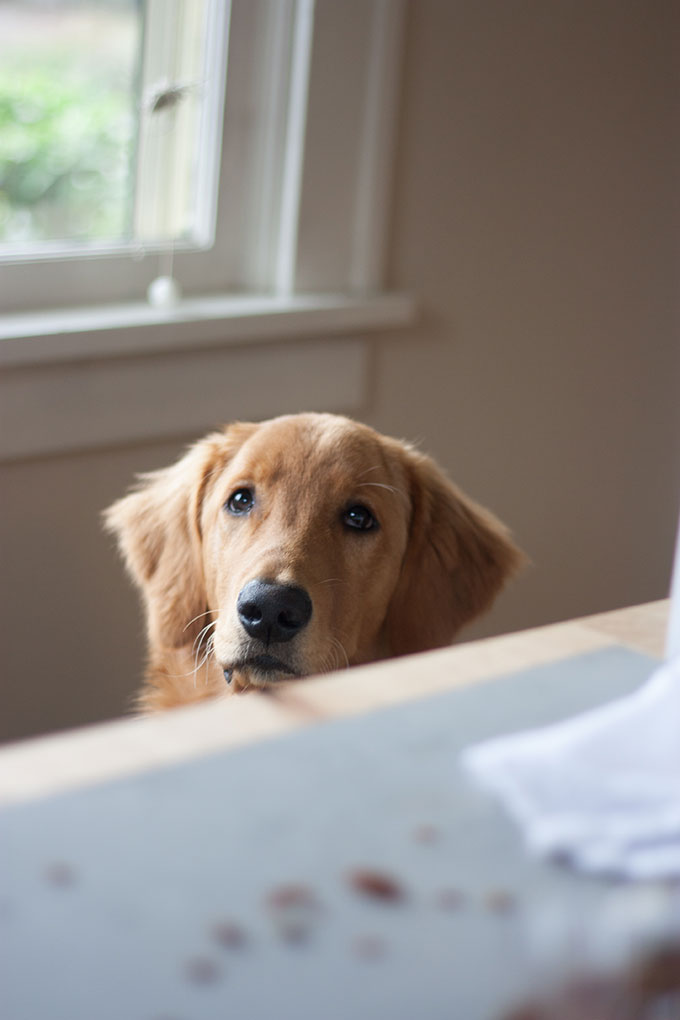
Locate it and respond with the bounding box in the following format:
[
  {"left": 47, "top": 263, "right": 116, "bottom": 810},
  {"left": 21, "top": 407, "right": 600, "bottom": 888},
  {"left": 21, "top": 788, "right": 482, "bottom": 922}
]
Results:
[{"left": 105, "top": 413, "right": 523, "bottom": 712}]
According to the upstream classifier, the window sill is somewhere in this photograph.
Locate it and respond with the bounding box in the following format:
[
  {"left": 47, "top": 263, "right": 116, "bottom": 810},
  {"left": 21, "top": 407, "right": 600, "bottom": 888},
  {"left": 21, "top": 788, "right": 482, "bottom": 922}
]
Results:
[
  {"left": 0, "top": 291, "right": 416, "bottom": 367},
  {"left": 0, "top": 291, "right": 417, "bottom": 461}
]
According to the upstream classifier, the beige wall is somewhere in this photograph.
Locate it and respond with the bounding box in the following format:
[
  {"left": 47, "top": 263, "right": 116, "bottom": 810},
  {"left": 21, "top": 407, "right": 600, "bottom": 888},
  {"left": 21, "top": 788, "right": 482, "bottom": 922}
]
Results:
[
  {"left": 2, "top": 0, "right": 679, "bottom": 742},
  {"left": 367, "top": 0, "right": 680, "bottom": 640}
]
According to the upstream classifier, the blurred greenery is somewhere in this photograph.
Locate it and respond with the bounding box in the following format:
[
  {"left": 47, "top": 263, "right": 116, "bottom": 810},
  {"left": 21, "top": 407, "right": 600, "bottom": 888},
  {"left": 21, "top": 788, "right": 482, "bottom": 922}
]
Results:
[{"left": 0, "top": 27, "right": 138, "bottom": 244}]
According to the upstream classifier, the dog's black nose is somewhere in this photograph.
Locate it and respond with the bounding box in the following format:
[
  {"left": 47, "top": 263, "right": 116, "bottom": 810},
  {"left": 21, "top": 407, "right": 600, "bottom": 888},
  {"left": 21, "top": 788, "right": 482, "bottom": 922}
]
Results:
[{"left": 237, "top": 580, "right": 312, "bottom": 644}]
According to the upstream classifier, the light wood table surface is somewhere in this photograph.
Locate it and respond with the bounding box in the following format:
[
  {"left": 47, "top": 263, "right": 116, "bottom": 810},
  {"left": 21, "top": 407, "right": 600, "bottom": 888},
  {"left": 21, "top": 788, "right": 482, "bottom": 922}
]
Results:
[{"left": 0, "top": 600, "right": 668, "bottom": 807}]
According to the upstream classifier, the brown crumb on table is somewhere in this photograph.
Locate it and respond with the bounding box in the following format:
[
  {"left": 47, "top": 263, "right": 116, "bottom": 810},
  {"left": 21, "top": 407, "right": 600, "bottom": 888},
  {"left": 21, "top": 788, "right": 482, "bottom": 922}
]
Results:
[
  {"left": 629, "top": 940, "right": 680, "bottom": 999},
  {"left": 502, "top": 1006, "right": 544, "bottom": 1020},
  {"left": 484, "top": 888, "right": 516, "bottom": 914},
  {"left": 502, "top": 967, "right": 664, "bottom": 1019},
  {"left": 45, "top": 863, "right": 76, "bottom": 887},
  {"left": 183, "top": 956, "right": 222, "bottom": 985},
  {"left": 265, "top": 883, "right": 321, "bottom": 945},
  {"left": 265, "top": 884, "right": 319, "bottom": 911},
  {"left": 412, "top": 824, "right": 440, "bottom": 844},
  {"left": 347, "top": 868, "right": 405, "bottom": 903},
  {"left": 209, "top": 920, "right": 248, "bottom": 950}
]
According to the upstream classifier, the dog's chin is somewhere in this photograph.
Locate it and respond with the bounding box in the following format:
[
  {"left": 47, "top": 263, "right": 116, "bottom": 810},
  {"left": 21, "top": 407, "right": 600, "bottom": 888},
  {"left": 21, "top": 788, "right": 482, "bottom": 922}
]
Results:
[{"left": 223, "top": 654, "right": 300, "bottom": 692}]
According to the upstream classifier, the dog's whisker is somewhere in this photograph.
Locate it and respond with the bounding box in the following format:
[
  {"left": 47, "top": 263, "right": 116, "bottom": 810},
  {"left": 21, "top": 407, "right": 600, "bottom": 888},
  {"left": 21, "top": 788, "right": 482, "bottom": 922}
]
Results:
[
  {"left": 163, "top": 670, "right": 195, "bottom": 680},
  {"left": 326, "top": 636, "right": 350, "bottom": 672},
  {"left": 183, "top": 608, "right": 217, "bottom": 633},
  {"left": 202, "top": 634, "right": 216, "bottom": 686},
  {"left": 191, "top": 621, "right": 217, "bottom": 687},
  {"left": 192, "top": 619, "right": 217, "bottom": 658},
  {"left": 356, "top": 481, "right": 407, "bottom": 501},
  {"left": 337, "top": 642, "right": 350, "bottom": 671},
  {"left": 163, "top": 657, "right": 213, "bottom": 681},
  {"left": 191, "top": 633, "right": 216, "bottom": 683},
  {"left": 194, "top": 638, "right": 215, "bottom": 675}
]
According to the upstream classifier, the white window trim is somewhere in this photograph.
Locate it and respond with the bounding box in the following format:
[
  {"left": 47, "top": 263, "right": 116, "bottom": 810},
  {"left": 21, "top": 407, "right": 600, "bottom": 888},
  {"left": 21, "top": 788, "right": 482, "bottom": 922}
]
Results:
[
  {"left": 0, "top": 0, "right": 408, "bottom": 308},
  {"left": 133, "top": 0, "right": 231, "bottom": 247},
  {"left": 0, "top": 290, "right": 416, "bottom": 367},
  {"left": 0, "top": 0, "right": 415, "bottom": 461}
]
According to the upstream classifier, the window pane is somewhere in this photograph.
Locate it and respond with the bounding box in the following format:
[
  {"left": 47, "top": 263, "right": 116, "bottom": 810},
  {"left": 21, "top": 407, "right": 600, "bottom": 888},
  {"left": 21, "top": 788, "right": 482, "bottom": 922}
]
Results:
[
  {"left": 135, "top": 0, "right": 229, "bottom": 249},
  {"left": 0, "top": 0, "right": 142, "bottom": 249}
]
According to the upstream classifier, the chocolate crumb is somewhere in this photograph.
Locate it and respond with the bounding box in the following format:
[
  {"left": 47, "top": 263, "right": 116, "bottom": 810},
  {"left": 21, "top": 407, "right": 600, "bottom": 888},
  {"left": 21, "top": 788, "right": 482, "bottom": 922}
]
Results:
[
  {"left": 265, "top": 884, "right": 318, "bottom": 911},
  {"left": 502, "top": 1005, "right": 545, "bottom": 1020},
  {"left": 412, "top": 824, "right": 440, "bottom": 844},
  {"left": 45, "top": 863, "right": 76, "bottom": 887},
  {"left": 485, "top": 888, "right": 516, "bottom": 914},
  {"left": 348, "top": 868, "right": 405, "bottom": 902},
  {"left": 352, "top": 934, "right": 387, "bottom": 960},
  {"left": 266, "top": 883, "right": 320, "bottom": 945},
  {"left": 630, "top": 941, "right": 680, "bottom": 998},
  {"left": 183, "top": 956, "right": 221, "bottom": 985},
  {"left": 209, "top": 921, "right": 247, "bottom": 950}
]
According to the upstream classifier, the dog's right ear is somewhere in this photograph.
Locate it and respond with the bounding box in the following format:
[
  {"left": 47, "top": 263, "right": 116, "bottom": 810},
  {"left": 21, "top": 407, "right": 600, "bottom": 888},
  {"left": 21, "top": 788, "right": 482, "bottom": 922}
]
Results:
[
  {"left": 383, "top": 442, "right": 525, "bottom": 656},
  {"left": 103, "top": 423, "right": 256, "bottom": 654}
]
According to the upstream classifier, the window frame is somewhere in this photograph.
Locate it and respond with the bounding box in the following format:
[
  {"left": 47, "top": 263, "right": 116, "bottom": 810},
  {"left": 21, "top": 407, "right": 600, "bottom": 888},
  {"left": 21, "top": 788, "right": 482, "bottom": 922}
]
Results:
[
  {"left": 0, "top": 0, "right": 415, "bottom": 462},
  {"left": 0, "top": 0, "right": 232, "bottom": 262},
  {"left": 0, "top": 0, "right": 407, "bottom": 317}
]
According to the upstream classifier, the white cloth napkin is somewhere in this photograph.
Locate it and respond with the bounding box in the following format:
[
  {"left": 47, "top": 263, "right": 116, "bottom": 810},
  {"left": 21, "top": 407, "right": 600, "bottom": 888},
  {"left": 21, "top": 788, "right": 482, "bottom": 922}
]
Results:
[{"left": 461, "top": 656, "right": 680, "bottom": 879}]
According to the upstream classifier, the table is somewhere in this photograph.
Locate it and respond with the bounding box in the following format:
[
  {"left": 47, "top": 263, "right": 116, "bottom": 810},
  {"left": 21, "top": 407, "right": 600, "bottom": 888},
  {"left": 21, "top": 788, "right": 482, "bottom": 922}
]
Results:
[
  {"left": 2, "top": 601, "right": 675, "bottom": 1020},
  {"left": 0, "top": 600, "right": 669, "bottom": 806}
]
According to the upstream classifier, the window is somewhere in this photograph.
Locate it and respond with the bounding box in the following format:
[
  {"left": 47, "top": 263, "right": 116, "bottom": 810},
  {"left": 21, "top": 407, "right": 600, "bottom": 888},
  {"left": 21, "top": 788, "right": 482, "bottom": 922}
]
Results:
[
  {"left": 0, "top": 0, "right": 407, "bottom": 317},
  {"left": 0, "top": 0, "right": 413, "bottom": 461},
  {"left": 0, "top": 0, "right": 228, "bottom": 259},
  {"left": 0, "top": 0, "right": 141, "bottom": 250}
]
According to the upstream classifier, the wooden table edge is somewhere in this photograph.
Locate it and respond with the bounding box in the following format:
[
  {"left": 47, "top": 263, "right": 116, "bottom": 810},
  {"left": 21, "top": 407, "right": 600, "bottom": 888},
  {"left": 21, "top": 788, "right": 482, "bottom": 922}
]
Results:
[{"left": 0, "top": 600, "right": 667, "bottom": 807}]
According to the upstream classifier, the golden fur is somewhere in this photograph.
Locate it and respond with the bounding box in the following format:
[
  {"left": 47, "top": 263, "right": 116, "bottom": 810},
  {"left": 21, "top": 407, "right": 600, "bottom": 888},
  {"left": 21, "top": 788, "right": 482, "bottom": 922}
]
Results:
[{"left": 105, "top": 413, "right": 523, "bottom": 712}]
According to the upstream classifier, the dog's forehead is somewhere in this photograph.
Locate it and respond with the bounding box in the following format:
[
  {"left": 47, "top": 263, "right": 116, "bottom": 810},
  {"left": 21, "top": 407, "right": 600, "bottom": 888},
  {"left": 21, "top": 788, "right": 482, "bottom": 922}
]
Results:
[{"left": 229, "top": 415, "right": 398, "bottom": 485}]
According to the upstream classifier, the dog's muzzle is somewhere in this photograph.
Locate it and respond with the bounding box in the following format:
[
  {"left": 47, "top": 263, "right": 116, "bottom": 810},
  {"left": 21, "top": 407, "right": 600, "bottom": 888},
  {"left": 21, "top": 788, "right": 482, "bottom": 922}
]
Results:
[{"left": 221, "top": 581, "right": 313, "bottom": 687}]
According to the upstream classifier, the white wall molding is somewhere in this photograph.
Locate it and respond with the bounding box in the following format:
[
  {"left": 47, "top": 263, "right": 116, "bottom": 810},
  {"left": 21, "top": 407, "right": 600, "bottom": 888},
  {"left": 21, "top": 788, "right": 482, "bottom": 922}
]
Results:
[
  {"left": 0, "top": 291, "right": 415, "bottom": 367},
  {"left": 0, "top": 335, "right": 372, "bottom": 462},
  {"left": 0, "top": 290, "right": 417, "bottom": 462}
]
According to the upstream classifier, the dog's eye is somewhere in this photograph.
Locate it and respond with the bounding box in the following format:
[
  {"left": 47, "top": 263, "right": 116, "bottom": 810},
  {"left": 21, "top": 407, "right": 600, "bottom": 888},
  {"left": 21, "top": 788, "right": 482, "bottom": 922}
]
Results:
[
  {"left": 226, "top": 488, "right": 255, "bottom": 515},
  {"left": 343, "top": 504, "right": 378, "bottom": 531}
]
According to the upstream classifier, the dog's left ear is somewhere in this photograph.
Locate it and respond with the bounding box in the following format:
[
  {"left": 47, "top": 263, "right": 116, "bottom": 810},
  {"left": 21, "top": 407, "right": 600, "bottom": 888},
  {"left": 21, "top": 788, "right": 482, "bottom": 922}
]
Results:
[
  {"left": 103, "top": 423, "right": 256, "bottom": 657},
  {"left": 384, "top": 445, "right": 525, "bottom": 657}
]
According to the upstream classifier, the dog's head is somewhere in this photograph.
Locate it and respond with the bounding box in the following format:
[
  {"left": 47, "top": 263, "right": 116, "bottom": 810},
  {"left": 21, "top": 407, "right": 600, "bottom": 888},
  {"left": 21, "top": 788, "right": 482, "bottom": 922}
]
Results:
[{"left": 105, "top": 413, "right": 523, "bottom": 706}]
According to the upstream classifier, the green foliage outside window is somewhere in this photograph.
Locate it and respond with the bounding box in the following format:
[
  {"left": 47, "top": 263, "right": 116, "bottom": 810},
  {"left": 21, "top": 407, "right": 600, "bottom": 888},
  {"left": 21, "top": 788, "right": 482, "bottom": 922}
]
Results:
[{"left": 0, "top": 3, "right": 139, "bottom": 246}]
